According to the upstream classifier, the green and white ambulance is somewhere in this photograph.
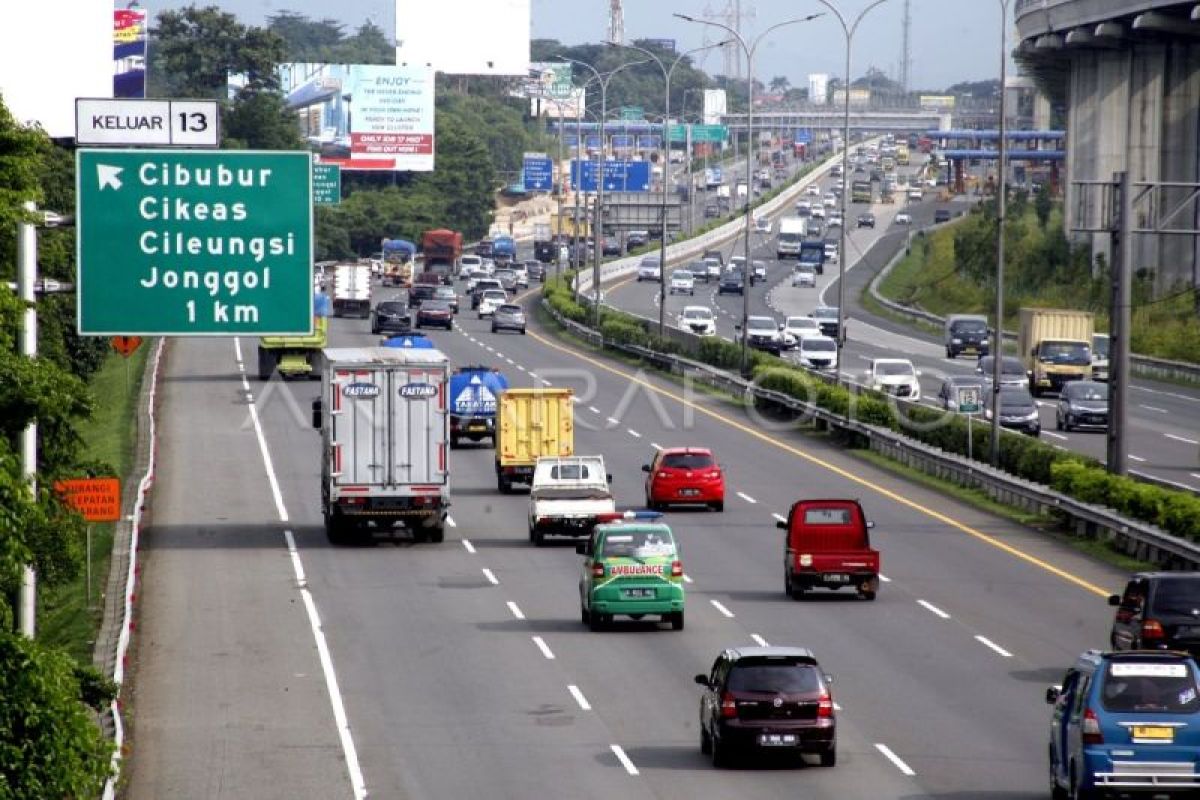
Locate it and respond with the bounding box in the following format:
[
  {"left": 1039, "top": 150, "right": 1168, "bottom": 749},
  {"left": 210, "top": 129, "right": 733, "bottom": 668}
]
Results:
[{"left": 577, "top": 513, "right": 685, "bottom": 632}]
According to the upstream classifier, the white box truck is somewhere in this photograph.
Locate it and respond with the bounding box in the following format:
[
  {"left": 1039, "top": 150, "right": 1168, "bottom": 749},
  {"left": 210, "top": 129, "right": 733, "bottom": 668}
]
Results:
[
  {"left": 777, "top": 216, "right": 808, "bottom": 259},
  {"left": 312, "top": 346, "right": 450, "bottom": 544},
  {"left": 332, "top": 263, "right": 371, "bottom": 318}
]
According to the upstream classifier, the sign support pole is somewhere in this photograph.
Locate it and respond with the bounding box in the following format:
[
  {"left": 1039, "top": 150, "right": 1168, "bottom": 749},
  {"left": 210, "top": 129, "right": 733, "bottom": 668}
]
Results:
[{"left": 86, "top": 524, "right": 93, "bottom": 611}]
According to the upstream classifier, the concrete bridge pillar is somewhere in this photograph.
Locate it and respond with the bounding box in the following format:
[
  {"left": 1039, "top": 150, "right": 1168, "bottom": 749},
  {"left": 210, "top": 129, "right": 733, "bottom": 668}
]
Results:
[{"left": 1158, "top": 41, "right": 1200, "bottom": 294}]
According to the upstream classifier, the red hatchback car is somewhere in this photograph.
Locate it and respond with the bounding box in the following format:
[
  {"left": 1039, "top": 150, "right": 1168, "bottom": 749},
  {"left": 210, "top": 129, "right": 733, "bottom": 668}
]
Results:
[{"left": 642, "top": 447, "right": 725, "bottom": 511}]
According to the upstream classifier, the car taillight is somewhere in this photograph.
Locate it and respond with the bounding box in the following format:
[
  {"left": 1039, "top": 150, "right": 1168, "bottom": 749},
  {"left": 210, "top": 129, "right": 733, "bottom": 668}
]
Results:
[
  {"left": 591, "top": 563, "right": 605, "bottom": 578},
  {"left": 817, "top": 694, "right": 834, "bottom": 718},
  {"left": 657, "top": 471, "right": 669, "bottom": 479},
  {"left": 706, "top": 470, "right": 721, "bottom": 479},
  {"left": 1082, "top": 708, "right": 1103, "bottom": 744},
  {"left": 720, "top": 693, "right": 738, "bottom": 719},
  {"left": 671, "top": 560, "right": 683, "bottom": 577},
  {"left": 1142, "top": 619, "right": 1165, "bottom": 640}
]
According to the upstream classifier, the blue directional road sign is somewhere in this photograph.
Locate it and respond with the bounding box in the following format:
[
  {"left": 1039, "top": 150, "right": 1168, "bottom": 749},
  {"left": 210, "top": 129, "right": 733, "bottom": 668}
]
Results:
[
  {"left": 795, "top": 129, "right": 813, "bottom": 144},
  {"left": 522, "top": 153, "right": 554, "bottom": 192},
  {"left": 569, "top": 160, "right": 652, "bottom": 192}
]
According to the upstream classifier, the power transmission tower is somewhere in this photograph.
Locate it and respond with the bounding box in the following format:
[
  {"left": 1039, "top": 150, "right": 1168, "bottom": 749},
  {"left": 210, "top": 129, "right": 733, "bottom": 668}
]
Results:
[
  {"left": 701, "top": 1, "right": 755, "bottom": 79},
  {"left": 899, "top": 0, "right": 912, "bottom": 93},
  {"left": 608, "top": 0, "right": 624, "bottom": 45}
]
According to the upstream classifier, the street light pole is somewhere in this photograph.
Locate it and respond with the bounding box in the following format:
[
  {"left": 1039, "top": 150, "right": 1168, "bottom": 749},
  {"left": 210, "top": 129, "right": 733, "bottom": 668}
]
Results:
[
  {"left": 16, "top": 201, "right": 37, "bottom": 637},
  {"left": 989, "top": 0, "right": 1012, "bottom": 466},
  {"left": 676, "top": 12, "right": 823, "bottom": 373},
  {"left": 808, "top": 0, "right": 893, "bottom": 397},
  {"left": 608, "top": 41, "right": 729, "bottom": 338}
]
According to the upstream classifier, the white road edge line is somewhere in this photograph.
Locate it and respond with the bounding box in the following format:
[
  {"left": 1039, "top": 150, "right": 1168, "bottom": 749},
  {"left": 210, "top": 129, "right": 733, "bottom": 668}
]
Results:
[
  {"left": 461, "top": 539, "right": 475, "bottom": 554},
  {"left": 234, "top": 339, "right": 367, "bottom": 800},
  {"left": 506, "top": 601, "right": 525, "bottom": 620},
  {"left": 568, "top": 684, "right": 592, "bottom": 711},
  {"left": 750, "top": 633, "right": 769, "bottom": 647},
  {"left": 532, "top": 636, "right": 556, "bottom": 660},
  {"left": 1166, "top": 433, "right": 1200, "bottom": 446},
  {"left": 875, "top": 743, "right": 916, "bottom": 776},
  {"left": 917, "top": 599, "right": 951, "bottom": 619},
  {"left": 610, "top": 744, "right": 640, "bottom": 776},
  {"left": 482, "top": 568, "right": 499, "bottom": 585},
  {"left": 736, "top": 491, "right": 757, "bottom": 504},
  {"left": 974, "top": 635, "right": 1014, "bottom": 658},
  {"left": 1129, "top": 455, "right": 1146, "bottom": 462},
  {"left": 710, "top": 599, "right": 735, "bottom": 618},
  {"left": 1042, "top": 431, "right": 1068, "bottom": 441}
]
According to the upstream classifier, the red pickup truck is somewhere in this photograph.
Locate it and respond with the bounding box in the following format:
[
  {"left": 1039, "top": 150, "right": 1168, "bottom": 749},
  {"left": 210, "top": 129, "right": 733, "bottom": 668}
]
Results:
[{"left": 778, "top": 499, "right": 880, "bottom": 601}]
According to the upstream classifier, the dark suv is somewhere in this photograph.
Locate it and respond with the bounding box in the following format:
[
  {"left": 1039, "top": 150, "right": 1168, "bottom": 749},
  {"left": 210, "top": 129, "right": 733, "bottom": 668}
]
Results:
[
  {"left": 1109, "top": 573, "right": 1200, "bottom": 656},
  {"left": 695, "top": 646, "right": 836, "bottom": 767}
]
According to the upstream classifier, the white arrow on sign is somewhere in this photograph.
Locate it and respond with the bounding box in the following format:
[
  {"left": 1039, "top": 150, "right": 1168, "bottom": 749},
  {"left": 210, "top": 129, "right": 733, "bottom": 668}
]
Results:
[{"left": 97, "top": 164, "right": 124, "bottom": 191}]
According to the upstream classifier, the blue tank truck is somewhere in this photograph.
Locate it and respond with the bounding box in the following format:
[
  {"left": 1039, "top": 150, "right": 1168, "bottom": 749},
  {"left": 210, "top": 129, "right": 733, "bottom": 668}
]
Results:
[{"left": 449, "top": 366, "right": 509, "bottom": 448}]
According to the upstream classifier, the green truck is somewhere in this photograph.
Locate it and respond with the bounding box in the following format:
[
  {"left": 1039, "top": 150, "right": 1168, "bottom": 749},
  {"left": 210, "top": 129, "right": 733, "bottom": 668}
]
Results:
[{"left": 257, "top": 292, "right": 331, "bottom": 380}]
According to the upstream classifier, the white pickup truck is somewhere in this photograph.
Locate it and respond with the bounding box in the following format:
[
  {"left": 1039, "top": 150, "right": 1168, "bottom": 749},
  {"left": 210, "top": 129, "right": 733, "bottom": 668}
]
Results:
[{"left": 527, "top": 456, "right": 614, "bottom": 547}]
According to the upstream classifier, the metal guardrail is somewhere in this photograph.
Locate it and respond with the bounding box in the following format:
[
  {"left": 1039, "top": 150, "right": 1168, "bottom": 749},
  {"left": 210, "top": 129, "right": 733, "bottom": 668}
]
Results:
[
  {"left": 866, "top": 228, "right": 1200, "bottom": 385},
  {"left": 542, "top": 298, "right": 1200, "bottom": 570}
]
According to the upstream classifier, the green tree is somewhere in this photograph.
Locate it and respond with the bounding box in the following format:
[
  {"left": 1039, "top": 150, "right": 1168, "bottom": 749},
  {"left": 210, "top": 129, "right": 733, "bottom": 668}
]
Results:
[
  {"left": 222, "top": 92, "right": 305, "bottom": 150},
  {"left": 769, "top": 75, "right": 790, "bottom": 93},
  {"left": 148, "top": 6, "right": 287, "bottom": 98}
]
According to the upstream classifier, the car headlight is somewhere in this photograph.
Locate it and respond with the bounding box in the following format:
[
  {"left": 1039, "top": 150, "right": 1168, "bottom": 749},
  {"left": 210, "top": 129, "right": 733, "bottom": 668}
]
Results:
[
  {"left": 1023, "top": 410, "right": 1040, "bottom": 422},
  {"left": 951, "top": 338, "right": 962, "bottom": 344}
]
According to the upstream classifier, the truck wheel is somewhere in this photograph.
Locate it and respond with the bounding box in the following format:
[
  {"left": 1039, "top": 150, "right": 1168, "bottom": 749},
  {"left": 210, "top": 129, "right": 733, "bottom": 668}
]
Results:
[
  {"left": 256, "top": 346, "right": 277, "bottom": 381},
  {"left": 325, "top": 514, "right": 351, "bottom": 546},
  {"left": 426, "top": 524, "right": 445, "bottom": 544},
  {"left": 497, "top": 474, "right": 510, "bottom": 493},
  {"left": 786, "top": 571, "right": 805, "bottom": 601},
  {"left": 532, "top": 528, "right": 545, "bottom": 547}
]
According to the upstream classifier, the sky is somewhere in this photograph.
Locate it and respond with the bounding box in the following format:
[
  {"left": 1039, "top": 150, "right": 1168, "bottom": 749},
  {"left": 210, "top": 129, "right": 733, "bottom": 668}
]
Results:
[{"left": 148, "top": 0, "right": 1007, "bottom": 91}]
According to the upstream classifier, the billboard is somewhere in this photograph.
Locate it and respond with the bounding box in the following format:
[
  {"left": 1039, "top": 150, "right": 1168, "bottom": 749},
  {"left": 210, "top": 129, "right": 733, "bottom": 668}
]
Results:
[
  {"left": 280, "top": 63, "right": 435, "bottom": 172},
  {"left": 702, "top": 89, "right": 727, "bottom": 125},
  {"left": 522, "top": 62, "right": 574, "bottom": 100},
  {"left": 114, "top": 7, "right": 147, "bottom": 99},
  {"left": 832, "top": 88, "right": 871, "bottom": 106},
  {"left": 395, "top": 0, "right": 530, "bottom": 75},
  {"left": 532, "top": 89, "right": 585, "bottom": 120},
  {"left": 920, "top": 94, "right": 957, "bottom": 111},
  {"left": 0, "top": 5, "right": 112, "bottom": 137}
]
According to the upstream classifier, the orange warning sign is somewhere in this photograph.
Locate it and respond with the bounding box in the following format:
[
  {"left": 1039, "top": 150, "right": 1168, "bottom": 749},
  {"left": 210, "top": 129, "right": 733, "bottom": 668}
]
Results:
[
  {"left": 111, "top": 336, "right": 143, "bottom": 357},
  {"left": 54, "top": 477, "right": 121, "bottom": 522}
]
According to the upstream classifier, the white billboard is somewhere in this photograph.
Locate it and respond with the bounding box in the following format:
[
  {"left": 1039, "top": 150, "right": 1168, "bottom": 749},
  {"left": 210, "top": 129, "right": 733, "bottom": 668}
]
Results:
[
  {"left": 531, "top": 89, "right": 585, "bottom": 120},
  {"left": 807, "top": 74, "right": 829, "bottom": 106},
  {"left": 395, "top": 0, "right": 530, "bottom": 76},
  {"left": 1, "top": 5, "right": 112, "bottom": 137},
  {"left": 702, "top": 89, "right": 727, "bottom": 125}
]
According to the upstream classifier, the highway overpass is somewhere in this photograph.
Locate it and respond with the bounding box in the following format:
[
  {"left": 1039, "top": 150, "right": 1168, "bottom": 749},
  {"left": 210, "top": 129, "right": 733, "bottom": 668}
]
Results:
[{"left": 1016, "top": 0, "right": 1200, "bottom": 293}]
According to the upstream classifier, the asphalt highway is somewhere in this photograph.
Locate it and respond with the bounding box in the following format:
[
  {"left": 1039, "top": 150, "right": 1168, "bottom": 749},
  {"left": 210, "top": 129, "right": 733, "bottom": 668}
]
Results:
[
  {"left": 603, "top": 164, "right": 1200, "bottom": 492},
  {"left": 129, "top": 267, "right": 1136, "bottom": 798}
]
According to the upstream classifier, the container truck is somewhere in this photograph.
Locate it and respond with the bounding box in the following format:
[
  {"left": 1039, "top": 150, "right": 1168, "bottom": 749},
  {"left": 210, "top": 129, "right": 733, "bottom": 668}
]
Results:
[
  {"left": 777, "top": 216, "right": 808, "bottom": 259},
  {"left": 1017, "top": 308, "right": 1095, "bottom": 396},
  {"left": 495, "top": 387, "right": 574, "bottom": 493},
  {"left": 257, "top": 292, "right": 330, "bottom": 380},
  {"left": 421, "top": 228, "right": 463, "bottom": 283},
  {"left": 382, "top": 238, "right": 416, "bottom": 287},
  {"left": 851, "top": 180, "right": 873, "bottom": 204},
  {"left": 798, "top": 240, "right": 826, "bottom": 276},
  {"left": 492, "top": 234, "right": 516, "bottom": 265},
  {"left": 532, "top": 223, "right": 556, "bottom": 263},
  {"left": 449, "top": 366, "right": 509, "bottom": 448},
  {"left": 332, "top": 263, "right": 371, "bottom": 318},
  {"left": 311, "top": 346, "right": 450, "bottom": 545}
]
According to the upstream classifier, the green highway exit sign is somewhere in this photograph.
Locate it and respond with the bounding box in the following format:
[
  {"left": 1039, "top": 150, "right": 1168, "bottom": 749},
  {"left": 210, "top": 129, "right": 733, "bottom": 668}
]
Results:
[
  {"left": 313, "top": 162, "right": 341, "bottom": 205},
  {"left": 76, "top": 149, "right": 313, "bottom": 336}
]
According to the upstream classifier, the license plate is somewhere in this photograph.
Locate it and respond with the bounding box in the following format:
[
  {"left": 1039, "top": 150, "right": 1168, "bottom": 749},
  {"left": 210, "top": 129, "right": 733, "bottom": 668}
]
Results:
[
  {"left": 622, "top": 588, "right": 655, "bottom": 599},
  {"left": 825, "top": 574, "right": 850, "bottom": 583},
  {"left": 758, "top": 733, "right": 798, "bottom": 746},
  {"left": 1132, "top": 726, "right": 1174, "bottom": 742},
  {"left": 467, "top": 424, "right": 487, "bottom": 431},
  {"left": 678, "top": 488, "right": 700, "bottom": 497},
  {"left": 963, "top": 347, "right": 977, "bottom": 353}
]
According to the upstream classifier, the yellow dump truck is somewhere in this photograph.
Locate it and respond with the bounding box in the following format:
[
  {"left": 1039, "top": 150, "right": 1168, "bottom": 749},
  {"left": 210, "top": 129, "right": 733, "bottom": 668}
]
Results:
[
  {"left": 495, "top": 388, "right": 575, "bottom": 493},
  {"left": 257, "top": 293, "right": 331, "bottom": 380},
  {"left": 1017, "top": 308, "right": 1095, "bottom": 396}
]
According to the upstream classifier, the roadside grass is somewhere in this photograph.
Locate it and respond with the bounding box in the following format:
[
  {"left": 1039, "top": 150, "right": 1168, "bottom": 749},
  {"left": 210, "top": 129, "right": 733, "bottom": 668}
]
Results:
[{"left": 39, "top": 345, "right": 150, "bottom": 664}]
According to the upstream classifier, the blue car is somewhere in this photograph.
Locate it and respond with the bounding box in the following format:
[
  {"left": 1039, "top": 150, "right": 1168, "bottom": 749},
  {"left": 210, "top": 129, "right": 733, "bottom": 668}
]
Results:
[{"left": 1047, "top": 649, "right": 1200, "bottom": 798}]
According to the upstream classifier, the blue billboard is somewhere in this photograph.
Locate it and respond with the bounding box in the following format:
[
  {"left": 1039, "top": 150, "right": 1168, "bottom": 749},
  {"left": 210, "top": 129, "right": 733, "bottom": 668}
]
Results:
[
  {"left": 637, "top": 135, "right": 661, "bottom": 150},
  {"left": 585, "top": 135, "right": 602, "bottom": 150},
  {"left": 611, "top": 135, "right": 633, "bottom": 151},
  {"left": 522, "top": 153, "right": 554, "bottom": 192},
  {"left": 569, "top": 160, "right": 652, "bottom": 192}
]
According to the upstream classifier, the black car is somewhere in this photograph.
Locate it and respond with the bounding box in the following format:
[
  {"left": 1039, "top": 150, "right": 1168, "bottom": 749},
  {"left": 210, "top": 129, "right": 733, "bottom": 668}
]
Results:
[
  {"left": 1056, "top": 380, "right": 1109, "bottom": 431},
  {"left": 602, "top": 235, "right": 622, "bottom": 256},
  {"left": 983, "top": 387, "right": 1040, "bottom": 436},
  {"left": 626, "top": 230, "right": 649, "bottom": 251},
  {"left": 371, "top": 299, "right": 412, "bottom": 336},
  {"left": 717, "top": 269, "right": 745, "bottom": 295},
  {"left": 975, "top": 355, "right": 1028, "bottom": 390},
  {"left": 686, "top": 261, "right": 711, "bottom": 283},
  {"left": 491, "top": 304, "right": 526, "bottom": 335},
  {"left": 408, "top": 283, "right": 437, "bottom": 308},
  {"left": 856, "top": 212, "right": 876, "bottom": 229},
  {"left": 1109, "top": 573, "right": 1200, "bottom": 656},
  {"left": 695, "top": 646, "right": 836, "bottom": 768},
  {"left": 704, "top": 202, "right": 721, "bottom": 219},
  {"left": 936, "top": 375, "right": 985, "bottom": 411},
  {"left": 415, "top": 300, "right": 454, "bottom": 330},
  {"left": 934, "top": 208, "right": 952, "bottom": 224},
  {"left": 810, "top": 306, "right": 840, "bottom": 338}
]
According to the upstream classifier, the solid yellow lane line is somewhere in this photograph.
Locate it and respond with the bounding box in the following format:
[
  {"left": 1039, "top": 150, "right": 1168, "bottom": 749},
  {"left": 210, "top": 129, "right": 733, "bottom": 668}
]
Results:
[{"left": 525, "top": 327, "right": 1110, "bottom": 598}]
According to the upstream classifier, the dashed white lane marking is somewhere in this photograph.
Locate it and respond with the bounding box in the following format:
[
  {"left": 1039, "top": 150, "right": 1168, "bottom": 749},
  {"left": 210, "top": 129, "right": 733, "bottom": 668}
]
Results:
[
  {"left": 875, "top": 743, "right": 916, "bottom": 776},
  {"left": 606, "top": 416, "right": 620, "bottom": 426},
  {"left": 540, "top": 378, "right": 552, "bottom": 386},
  {"left": 1140, "top": 405, "right": 1168, "bottom": 413},
  {"left": 610, "top": 745, "right": 640, "bottom": 776},
  {"left": 589, "top": 406, "right": 602, "bottom": 415},
  {"left": 650, "top": 442, "right": 663, "bottom": 450},
  {"left": 710, "top": 599, "right": 735, "bottom": 618},
  {"left": 446, "top": 516, "right": 457, "bottom": 528},
  {"left": 750, "top": 633, "right": 769, "bottom": 647},
  {"left": 484, "top": 346, "right": 494, "bottom": 353},
  {"left": 736, "top": 492, "right": 757, "bottom": 504},
  {"left": 482, "top": 568, "right": 499, "bottom": 585},
  {"left": 1129, "top": 455, "right": 1146, "bottom": 462},
  {"left": 506, "top": 601, "right": 525, "bottom": 620},
  {"left": 517, "top": 365, "right": 528, "bottom": 372},
  {"left": 461, "top": 539, "right": 475, "bottom": 554},
  {"left": 879, "top": 574, "right": 892, "bottom": 583},
  {"left": 974, "top": 635, "right": 1013, "bottom": 658},
  {"left": 772, "top": 512, "right": 787, "bottom": 523},
  {"left": 568, "top": 685, "right": 592, "bottom": 711},
  {"left": 917, "top": 599, "right": 951, "bottom": 619},
  {"left": 627, "top": 429, "right": 642, "bottom": 438},
  {"left": 1166, "top": 433, "right": 1200, "bottom": 446},
  {"left": 532, "top": 636, "right": 556, "bottom": 660},
  {"left": 1042, "top": 431, "right": 1067, "bottom": 441},
  {"left": 505, "top": 357, "right": 515, "bottom": 365},
  {"left": 683, "top": 574, "right": 694, "bottom": 584}
]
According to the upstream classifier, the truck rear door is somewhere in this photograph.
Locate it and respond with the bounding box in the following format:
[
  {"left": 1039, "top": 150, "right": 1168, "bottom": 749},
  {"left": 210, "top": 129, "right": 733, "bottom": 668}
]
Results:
[
  {"left": 331, "top": 366, "right": 392, "bottom": 488},
  {"left": 388, "top": 366, "right": 448, "bottom": 487}
]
